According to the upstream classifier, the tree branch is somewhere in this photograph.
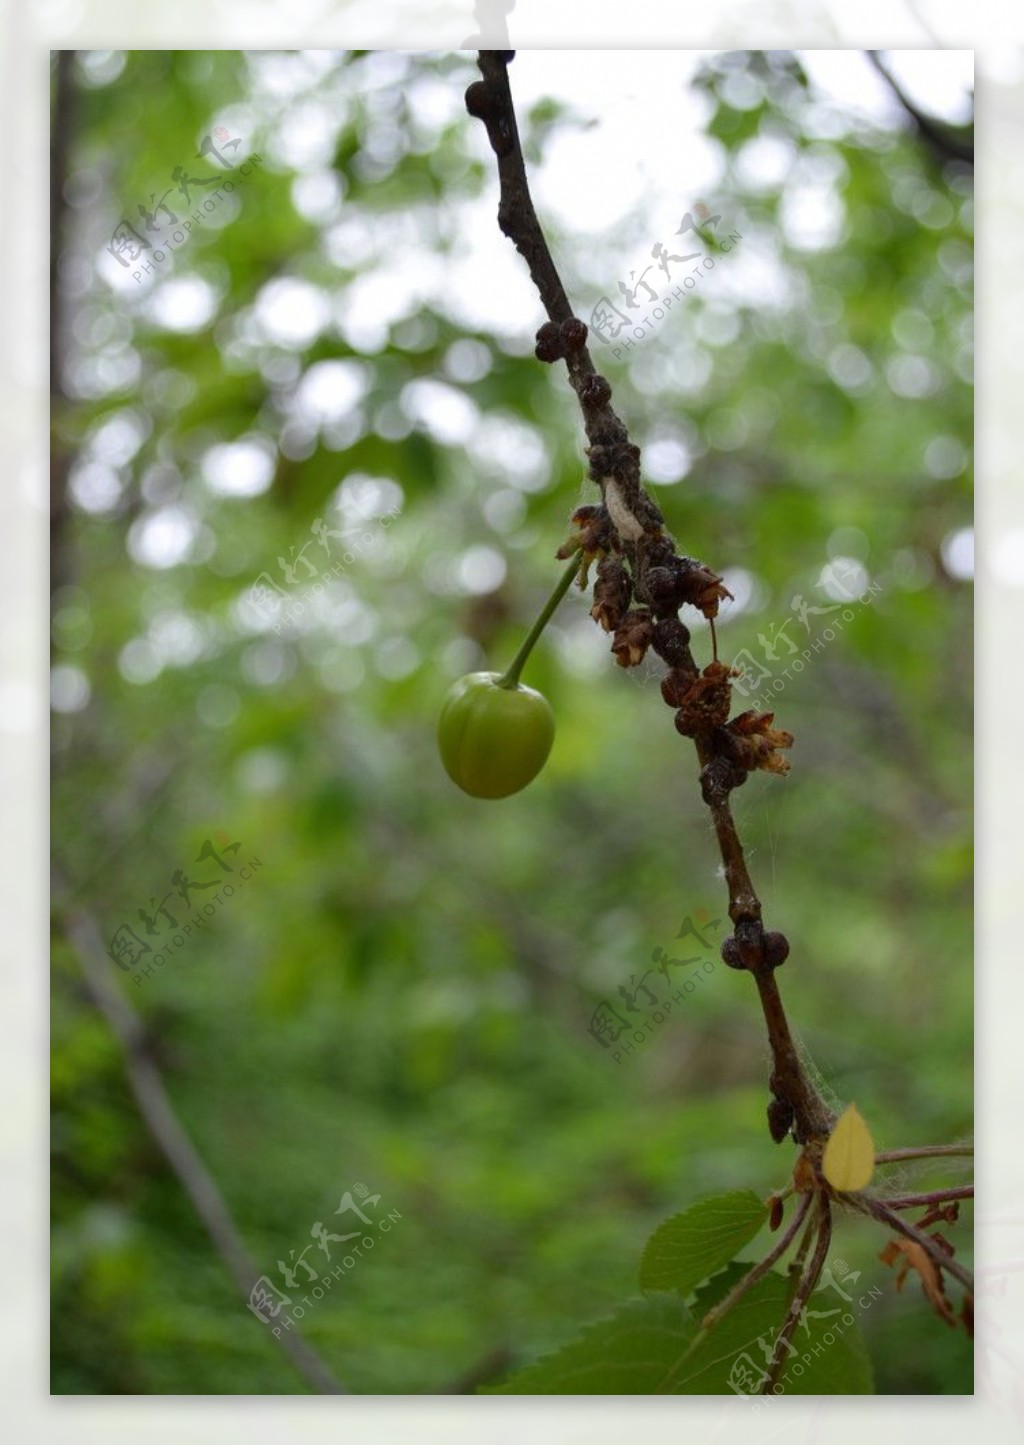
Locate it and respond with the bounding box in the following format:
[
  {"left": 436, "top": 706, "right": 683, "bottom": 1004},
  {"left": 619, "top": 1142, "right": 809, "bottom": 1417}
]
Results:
[
  {"left": 875, "top": 1145, "right": 973, "bottom": 1165},
  {"left": 867, "top": 50, "right": 973, "bottom": 169},
  {"left": 849, "top": 1192, "right": 973, "bottom": 1293},
  {"left": 466, "top": 50, "right": 831, "bottom": 1146},
  {"left": 53, "top": 872, "right": 347, "bottom": 1395},
  {"left": 761, "top": 1195, "right": 832, "bottom": 1393},
  {"left": 50, "top": 51, "right": 76, "bottom": 596}
]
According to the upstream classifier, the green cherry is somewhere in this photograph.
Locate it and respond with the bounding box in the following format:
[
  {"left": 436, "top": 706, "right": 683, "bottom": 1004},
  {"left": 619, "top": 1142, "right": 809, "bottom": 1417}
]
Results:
[
  {"left": 437, "top": 551, "right": 582, "bottom": 800},
  {"left": 437, "top": 672, "right": 555, "bottom": 800}
]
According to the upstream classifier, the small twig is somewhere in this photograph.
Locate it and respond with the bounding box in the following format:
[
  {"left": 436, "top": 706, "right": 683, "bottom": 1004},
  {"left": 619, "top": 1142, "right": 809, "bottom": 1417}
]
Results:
[
  {"left": 53, "top": 873, "right": 347, "bottom": 1395},
  {"left": 874, "top": 1145, "right": 973, "bottom": 1164},
  {"left": 701, "top": 1191, "right": 813, "bottom": 1330},
  {"left": 884, "top": 1186, "right": 974, "bottom": 1211},
  {"left": 849, "top": 1193, "right": 974, "bottom": 1292},
  {"left": 761, "top": 1197, "right": 833, "bottom": 1394},
  {"left": 867, "top": 50, "right": 973, "bottom": 169},
  {"left": 654, "top": 1192, "right": 814, "bottom": 1393}
]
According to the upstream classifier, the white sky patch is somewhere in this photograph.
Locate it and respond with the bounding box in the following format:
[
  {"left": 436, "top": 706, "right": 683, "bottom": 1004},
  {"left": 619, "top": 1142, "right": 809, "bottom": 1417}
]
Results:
[
  {"left": 294, "top": 359, "right": 369, "bottom": 422},
  {"left": 466, "top": 414, "right": 549, "bottom": 492},
  {"left": 68, "top": 460, "right": 122, "bottom": 515},
  {"left": 401, "top": 377, "right": 479, "bottom": 445},
  {"left": 941, "top": 526, "right": 974, "bottom": 581},
  {"left": 118, "top": 638, "right": 162, "bottom": 684},
  {"left": 147, "top": 610, "right": 207, "bottom": 667},
  {"left": 456, "top": 544, "right": 507, "bottom": 595},
  {"left": 332, "top": 473, "right": 405, "bottom": 522},
  {"left": 736, "top": 133, "right": 800, "bottom": 193},
  {"left": 924, "top": 435, "right": 968, "bottom": 480},
  {"left": 512, "top": 51, "right": 723, "bottom": 235},
  {"left": 87, "top": 409, "right": 150, "bottom": 466},
  {"left": 291, "top": 171, "right": 344, "bottom": 224},
  {"left": 268, "top": 98, "right": 341, "bottom": 172},
  {"left": 51, "top": 664, "right": 91, "bottom": 714},
  {"left": 147, "top": 276, "right": 219, "bottom": 333},
  {"left": 253, "top": 277, "right": 332, "bottom": 349},
  {"left": 820, "top": 556, "right": 871, "bottom": 601},
  {"left": 127, "top": 505, "right": 199, "bottom": 569},
  {"left": 717, "top": 567, "right": 768, "bottom": 622},
  {"left": 799, "top": 50, "right": 973, "bottom": 128},
  {"left": 645, "top": 436, "right": 692, "bottom": 485},
  {"left": 201, "top": 436, "right": 275, "bottom": 497},
  {"left": 781, "top": 182, "right": 846, "bottom": 251}
]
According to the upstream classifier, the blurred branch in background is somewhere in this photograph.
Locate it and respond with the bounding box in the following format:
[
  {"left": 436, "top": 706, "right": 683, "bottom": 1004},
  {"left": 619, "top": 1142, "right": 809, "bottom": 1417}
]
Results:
[
  {"left": 868, "top": 50, "right": 974, "bottom": 169},
  {"left": 50, "top": 50, "right": 75, "bottom": 595},
  {"left": 53, "top": 872, "right": 346, "bottom": 1395}
]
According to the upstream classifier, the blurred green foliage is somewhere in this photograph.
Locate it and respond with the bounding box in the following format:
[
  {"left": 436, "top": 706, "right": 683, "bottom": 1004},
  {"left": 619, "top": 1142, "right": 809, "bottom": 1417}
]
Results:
[{"left": 51, "top": 49, "right": 972, "bottom": 1394}]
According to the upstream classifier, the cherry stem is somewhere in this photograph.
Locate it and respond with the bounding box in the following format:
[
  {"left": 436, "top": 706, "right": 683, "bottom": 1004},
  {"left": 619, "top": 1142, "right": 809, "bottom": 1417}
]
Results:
[{"left": 498, "top": 551, "right": 583, "bottom": 690}]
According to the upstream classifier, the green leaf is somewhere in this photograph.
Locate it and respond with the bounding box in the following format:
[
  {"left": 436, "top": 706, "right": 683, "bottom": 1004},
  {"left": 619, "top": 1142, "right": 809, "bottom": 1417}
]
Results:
[
  {"left": 481, "top": 1297, "right": 699, "bottom": 1394},
  {"left": 483, "top": 1273, "right": 873, "bottom": 1395},
  {"left": 639, "top": 1190, "right": 768, "bottom": 1297}
]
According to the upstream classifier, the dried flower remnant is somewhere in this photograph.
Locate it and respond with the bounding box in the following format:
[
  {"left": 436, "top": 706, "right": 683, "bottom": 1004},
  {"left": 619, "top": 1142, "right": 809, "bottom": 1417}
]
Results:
[{"left": 611, "top": 608, "right": 654, "bottom": 668}]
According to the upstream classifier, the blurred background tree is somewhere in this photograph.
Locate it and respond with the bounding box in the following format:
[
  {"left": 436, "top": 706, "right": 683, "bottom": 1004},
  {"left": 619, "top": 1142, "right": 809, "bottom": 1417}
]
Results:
[{"left": 51, "top": 48, "right": 972, "bottom": 1394}]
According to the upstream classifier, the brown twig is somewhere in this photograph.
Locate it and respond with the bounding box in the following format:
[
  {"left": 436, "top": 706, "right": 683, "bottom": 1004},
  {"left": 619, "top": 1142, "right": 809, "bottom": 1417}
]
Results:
[
  {"left": 874, "top": 1145, "right": 973, "bottom": 1164},
  {"left": 466, "top": 50, "right": 830, "bottom": 1148},
  {"left": 761, "top": 1195, "right": 833, "bottom": 1394},
  {"left": 849, "top": 1193, "right": 974, "bottom": 1293},
  {"left": 885, "top": 1186, "right": 974, "bottom": 1211},
  {"left": 701, "top": 1190, "right": 813, "bottom": 1330}
]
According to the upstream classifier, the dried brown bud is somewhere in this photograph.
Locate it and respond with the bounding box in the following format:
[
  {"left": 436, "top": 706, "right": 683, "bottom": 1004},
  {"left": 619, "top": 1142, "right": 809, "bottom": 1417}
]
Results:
[
  {"left": 535, "top": 320, "right": 562, "bottom": 363},
  {"left": 723, "top": 711, "right": 794, "bottom": 776},
  {"left": 768, "top": 1097, "right": 795, "bottom": 1144},
  {"left": 556, "top": 504, "right": 613, "bottom": 561},
  {"left": 699, "top": 754, "right": 748, "bottom": 802},
  {"left": 644, "top": 565, "right": 685, "bottom": 618},
  {"left": 660, "top": 668, "right": 697, "bottom": 708},
  {"left": 590, "top": 557, "right": 632, "bottom": 633},
  {"left": 768, "top": 1194, "right": 785, "bottom": 1232},
  {"left": 735, "top": 919, "right": 764, "bottom": 968},
  {"left": 639, "top": 557, "right": 732, "bottom": 621},
  {"left": 464, "top": 81, "right": 492, "bottom": 120},
  {"left": 720, "top": 936, "right": 745, "bottom": 970},
  {"left": 581, "top": 374, "right": 612, "bottom": 408},
  {"left": 675, "top": 557, "right": 733, "bottom": 620},
  {"left": 560, "top": 317, "right": 588, "bottom": 352},
  {"left": 611, "top": 608, "right": 654, "bottom": 668},
  {"left": 764, "top": 931, "right": 790, "bottom": 969},
  {"left": 651, "top": 617, "right": 692, "bottom": 668},
  {"left": 672, "top": 660, "right": 737, "bottom": 736}
]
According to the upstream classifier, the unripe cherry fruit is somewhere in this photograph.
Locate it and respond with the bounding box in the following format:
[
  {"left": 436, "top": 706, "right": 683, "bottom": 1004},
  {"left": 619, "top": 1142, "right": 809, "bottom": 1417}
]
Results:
[{"left": 438, "top": 671, "right": 555, "bottom": 800}]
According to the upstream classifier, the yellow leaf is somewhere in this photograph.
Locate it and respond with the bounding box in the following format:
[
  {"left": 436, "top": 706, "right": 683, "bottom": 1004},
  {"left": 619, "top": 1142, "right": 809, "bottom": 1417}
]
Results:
[{"left": 822, "top": 1104, "right": 875, "bottom": 1192}]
